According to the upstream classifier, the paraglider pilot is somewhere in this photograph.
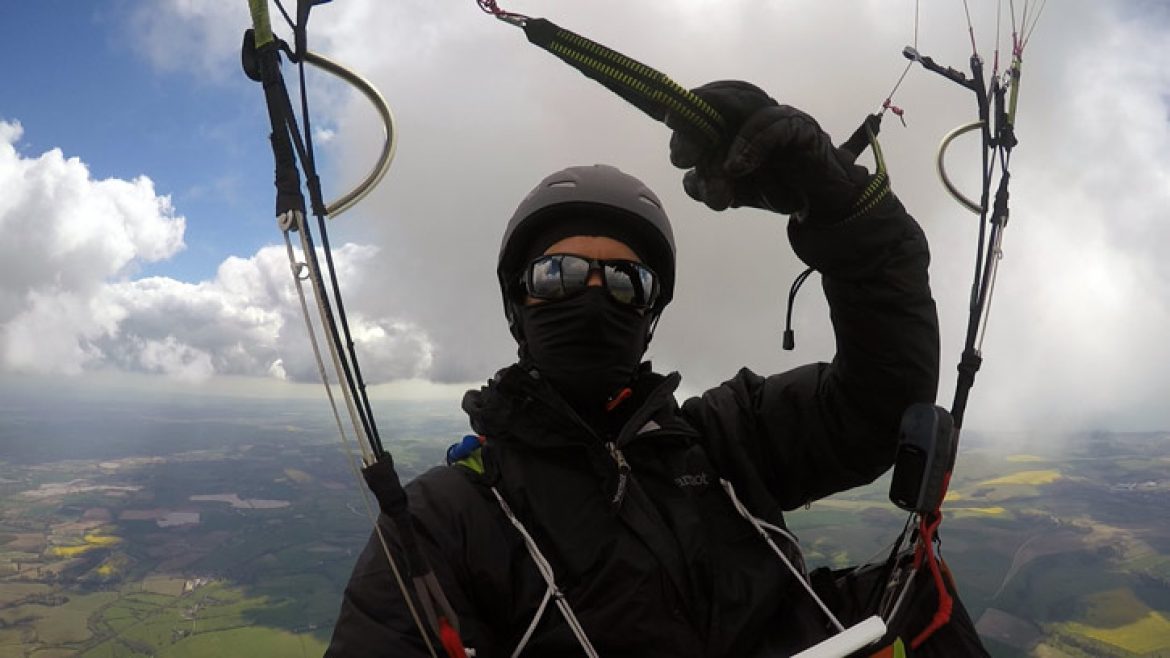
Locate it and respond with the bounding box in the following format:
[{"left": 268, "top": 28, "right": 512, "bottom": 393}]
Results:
[{"left": 325, "top": 81, "right": 988, "bottom": 656}]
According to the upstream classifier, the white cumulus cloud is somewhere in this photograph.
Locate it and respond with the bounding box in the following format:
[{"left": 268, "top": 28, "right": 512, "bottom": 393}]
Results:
[
  {"left": 53, "top": 2, "right": 1170, "bottom": 428},
  {"left": 0, "top": 120, "right": 185, "bottom": 373},
  {"left": 0, "top": 121, "right": 433, "bottom": 384}
]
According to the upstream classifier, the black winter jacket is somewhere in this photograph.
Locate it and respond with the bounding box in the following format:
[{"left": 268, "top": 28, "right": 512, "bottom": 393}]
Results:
[{"left": 326, "top": 194, "right": 940, "bottom": 657}]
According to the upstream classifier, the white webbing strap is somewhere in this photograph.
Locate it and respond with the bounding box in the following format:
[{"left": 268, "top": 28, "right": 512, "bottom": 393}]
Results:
[
  {"left": 490, "top": 487, "right": 599, "bottom": 658},
  {"left": 719, "top": 478, "right": 845, "bottom": 632},
  {"left": 720, "top": 479, "right": 887, "bottom": 657}
]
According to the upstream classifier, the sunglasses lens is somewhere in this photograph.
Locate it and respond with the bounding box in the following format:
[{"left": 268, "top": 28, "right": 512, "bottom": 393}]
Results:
[
  {"left": 527, "top": 256, "right": 561, "bottom": 299},
  {"left": 527, "top": 255, "right": 587, "bottom": 300},
  {"left": 526, "top": 255, "right": 657, "bottom": 308},
  {"left": 603, "top": 262, "right": 636, "bottom": 306}
]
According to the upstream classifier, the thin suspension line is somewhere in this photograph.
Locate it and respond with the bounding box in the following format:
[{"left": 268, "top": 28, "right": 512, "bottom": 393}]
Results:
[
  {"left": 244, "top": 4, "right": 449, "bottom": 654},
  {"left": 1023, "top": 0, "right": 1047, "bottom": 50},
  {"left": 994, "top": 1, "right": 1002, "bottom": 75},
  {"left": 1020, "top": 0, "right": 1031, "bottom": 43},
  {"left": 266, "top": 57, "right": 379, "bottom": 456},
  {"left": 281, "top": 222, "right": 437, "bottom": 656},
  {"left": 976, "top": 226, "right": 1005, "bottom": 352},
  {"left": 880, "top": 0, "right": 919, "bottom": 118},
  {"left": 314, "top": 214, "right": 385, "bottom": 454},
  {"left": 912, "top": 0, "right": 920, "bottom": 47},
  {"left": 882, "top": 64, "right": 914, "bottom": 113},
  {"left": 282, "top": 226, "right": 370, "bottom": 463},
  {"left": 282, "top": 62, "right": 381, "bottom": 457},
  {"left": 961, "top": 0, "right": 978, "bottom": 55},
  {"left": 296, "top": 215, "right": 373, "bottom": 462},
  {"left": 273, "top": 0, "right": 296, "bottom": 32},
  {"left": 291, "top": 49, "right": 385, "bottom": 457}
]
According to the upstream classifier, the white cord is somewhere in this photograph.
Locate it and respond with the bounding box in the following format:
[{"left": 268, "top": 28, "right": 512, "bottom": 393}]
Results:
[
  {"left": 292, "top": 211, "right": 373, "bottom": 464},
  {"left": 720, "top": 479, "right": 845, "bottom": 633},
  {"left": 885, "top": 563, "right": 920, "bottom": 622},
  {"left": 282, "top": 224, "right": 357, "bottom": 462},
  {"left": 511, "top": 587, "right": 553, "bottom": 658},
  {"left": 281, "top": 216, "right": 438, "bottom": 658},
  {"left": 491, "top": 487, "right": 599, "bottom": 658}
]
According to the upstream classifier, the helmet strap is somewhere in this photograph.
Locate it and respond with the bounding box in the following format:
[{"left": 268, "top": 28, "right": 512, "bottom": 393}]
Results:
[{"left": 644, "top": 313, "right": 662, "bottom": 348}]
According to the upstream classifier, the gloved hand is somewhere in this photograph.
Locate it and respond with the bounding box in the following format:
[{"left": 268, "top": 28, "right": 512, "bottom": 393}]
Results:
[{"left": 668, "top": 80, "right": 879, "bottom": 221}]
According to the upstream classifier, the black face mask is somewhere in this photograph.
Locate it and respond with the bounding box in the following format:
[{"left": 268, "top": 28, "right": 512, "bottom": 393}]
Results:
[{"left": 518, "top": 287, "right": 651, "bottom": 414}]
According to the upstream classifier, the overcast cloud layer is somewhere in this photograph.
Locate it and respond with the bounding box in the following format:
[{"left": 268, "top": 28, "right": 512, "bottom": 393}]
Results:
[{"left": 5, "top": 1, "right": 1169, "bottom": 432}]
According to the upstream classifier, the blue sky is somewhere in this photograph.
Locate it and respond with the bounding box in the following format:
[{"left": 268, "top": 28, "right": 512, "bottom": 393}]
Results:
[
  {"left": 2, "top": 1, "right": 1169, "bottom": 432},
  {"left": 2, "top": 2, "right": 275, "bottom": 283}
]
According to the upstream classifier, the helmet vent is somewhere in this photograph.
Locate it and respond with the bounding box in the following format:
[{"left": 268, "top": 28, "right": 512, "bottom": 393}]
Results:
[
  {"left": 638, "top": 194, "right": 662, "bottom": 210},
  {"left": 549, "top": 180, "right": 577, "bottom": 188}
]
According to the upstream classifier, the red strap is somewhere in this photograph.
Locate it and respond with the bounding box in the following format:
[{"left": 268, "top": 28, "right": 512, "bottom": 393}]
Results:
[
  {"left": 605, "top": 386, "right": 633, "bottom": 412},
  {"left": 910, "top": 513, "right": 953, "bottom": 649},
  {"left": 438, "top": 616, "right": 466, "bottom": 658},
  {"left": 476, "top": 0, "right": 526, "bottom": 21}
]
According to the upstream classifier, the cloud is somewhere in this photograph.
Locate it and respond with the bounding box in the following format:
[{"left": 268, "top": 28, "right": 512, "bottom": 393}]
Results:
[
  {"left": 954, "top": 3, "right": 1170, "bottom": 432},
  {"left": 98, "top": 243, "right": 434, "bottom": 384},
  {"left": 337, "top": 0, "right": 1169, "bottom": 428},
  {"left": 0, "top": 122, "right": 431, "bottom": 384},
  {"left": 126, "top": 0, "right": 250, "bottom": 81},
  {"left": 85, "top": 2, "right": 1170, "bottom": 428},
  {"left": 0, "top": 120, "right": 185, "bottom": 372}
]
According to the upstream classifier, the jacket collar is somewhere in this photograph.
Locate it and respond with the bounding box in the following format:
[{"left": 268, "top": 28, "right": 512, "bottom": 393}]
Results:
[{"left": 461, "top": 362, "right": 688, "bottom": 450}]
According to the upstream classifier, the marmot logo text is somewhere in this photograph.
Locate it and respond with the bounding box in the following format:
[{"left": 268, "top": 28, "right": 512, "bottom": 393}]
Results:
[{"left": 674, "top": 473, "right": 710, "bottom": 488}]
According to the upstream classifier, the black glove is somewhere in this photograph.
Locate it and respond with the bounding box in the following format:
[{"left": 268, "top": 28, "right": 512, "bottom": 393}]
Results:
[{"left": 668, "top": 80, "right": 878, "bottom": 221}]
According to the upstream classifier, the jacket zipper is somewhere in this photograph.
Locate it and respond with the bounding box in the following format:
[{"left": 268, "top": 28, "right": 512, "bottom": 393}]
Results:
[{"left": 606, "top": 441, "right": 631, "bottom": 508}]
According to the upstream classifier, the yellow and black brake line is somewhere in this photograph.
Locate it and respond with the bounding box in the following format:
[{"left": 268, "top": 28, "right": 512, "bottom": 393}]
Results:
[{"left": 477, "top": 0, "right": 726, "bottom": 145}]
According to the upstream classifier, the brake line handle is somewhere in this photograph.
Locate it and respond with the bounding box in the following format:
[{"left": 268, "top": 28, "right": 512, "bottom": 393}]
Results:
[{"left": 520, "top": 18, "right": 726, "bottom": 145}]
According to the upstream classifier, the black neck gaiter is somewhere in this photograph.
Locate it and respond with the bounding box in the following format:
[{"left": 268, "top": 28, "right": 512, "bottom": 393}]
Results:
[{"left": 518, "top": 288, "right": 651, "bottom": 417}]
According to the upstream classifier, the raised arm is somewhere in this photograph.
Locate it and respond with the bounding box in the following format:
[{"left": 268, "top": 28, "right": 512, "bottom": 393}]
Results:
[{"left": 672, "top": 81, "right": 939, "bottom": 512}]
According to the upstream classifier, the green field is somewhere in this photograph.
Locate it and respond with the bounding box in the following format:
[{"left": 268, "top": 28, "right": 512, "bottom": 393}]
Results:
[
  {"left": 2, "top": 394, "right": 1169, "bottom": 658},
  {"left": 162, "top": 627, "right": 328, "bottom": 658},
  {"left": 0, "top": 434, "right": 384, "bottom": 658},
  {"left": 787, "top": 436, "right": 1170, "bottom": 657}
]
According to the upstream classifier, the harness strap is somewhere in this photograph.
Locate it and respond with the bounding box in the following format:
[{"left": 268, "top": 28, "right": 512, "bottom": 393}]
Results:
[
  {"left": 719, "top": 479, "right": 844, "bottom": 633},
  {"left": 721, "top": 479, "right": 893, "bottom": 657},
  {"left": 909, "top": 512, "right": 953, "bottom": 649},
  {"left": 490, "top": 486, "right": 599, "bottom": 658}
]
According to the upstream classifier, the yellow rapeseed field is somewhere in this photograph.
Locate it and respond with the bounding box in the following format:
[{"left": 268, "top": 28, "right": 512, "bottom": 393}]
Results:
[
  {"left": 82, "top": 533, "right": 121, "bottom": 546},
  {"left": 47, "top": 532, "right": 121, "bottom": 558},
  {"left": 1006, "top": 454, "right": 1046, "bottom": 463},
  {"left": 981, "top": 469, "right": 1062, "bottom": 486},
  {"left": 950, "top": 506, "right": 1007, "bottom": 516},
  {"left": 48, "top": 544, "right": 95, "bottom": 558},
  {"left": 1063, "top": 589, "right": 1170, "bottom": 655}
]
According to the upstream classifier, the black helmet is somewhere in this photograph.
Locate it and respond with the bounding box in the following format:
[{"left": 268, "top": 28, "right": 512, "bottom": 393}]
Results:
[{"left": 497, "top": 164, "right": 676, "bottom": 337}]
